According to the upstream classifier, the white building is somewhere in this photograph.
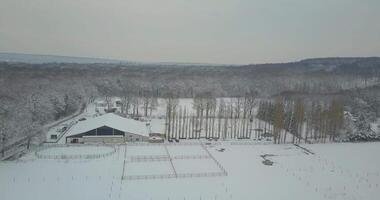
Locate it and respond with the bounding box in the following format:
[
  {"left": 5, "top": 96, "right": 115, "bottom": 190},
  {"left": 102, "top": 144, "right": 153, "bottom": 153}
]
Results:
[{"left": 65, "top": 113, "right": 151, "bottom": 143}]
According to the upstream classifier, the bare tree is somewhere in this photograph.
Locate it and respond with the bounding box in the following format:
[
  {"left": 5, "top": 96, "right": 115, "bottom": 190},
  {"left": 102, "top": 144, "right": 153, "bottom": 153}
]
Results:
[
  {"left": 0, "top": 98, "right": 9, "bottom": 157},
  {"left": 142, "top": 89, "right": 152, "bottom": 117},
  {"left": 273, "top": 97, "right": 285, "bottom": 144},
  {"left": 149, "top": 97, "right": 158, "bottom": 116},
  {"left": 131, "top": 92, "right": 141, "bottom": 117},
  {"left": 165, "top": 94, "right": 179, "bottom": 140},
  {"left": 294, "top": 99, "right": 305, "bottom": 143}
]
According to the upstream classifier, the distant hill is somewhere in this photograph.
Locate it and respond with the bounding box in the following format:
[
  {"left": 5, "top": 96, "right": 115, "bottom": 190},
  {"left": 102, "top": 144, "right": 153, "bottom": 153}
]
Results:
[
  {"left": 0, "top": 52, "right": 232, "bottom": 66},
  {"left": 300, "top": 57, "right": 380, "bottom": 65},
  {"left": 0, "top": 52, "right": 128, "bottom": 64},
  {"left": 1, "top": 52, "right": 379, "bottom": 68}
]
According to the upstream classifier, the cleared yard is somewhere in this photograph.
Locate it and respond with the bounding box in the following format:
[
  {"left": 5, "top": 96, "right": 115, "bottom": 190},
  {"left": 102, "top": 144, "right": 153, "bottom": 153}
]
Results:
[
  {"left": 166, "top": 145, "right": 208, "bottom": 157},
  {"left": 124, "top": 161, "right": 174, "bottom": 177},
  {"left": 173, "top": 158, "right": 222, "bottom": 174},
  {"left": 127, "top": 145, "right": 166, "bottom": 157}
]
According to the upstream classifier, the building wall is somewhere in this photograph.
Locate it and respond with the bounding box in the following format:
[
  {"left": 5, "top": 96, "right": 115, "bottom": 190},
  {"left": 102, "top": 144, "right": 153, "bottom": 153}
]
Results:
[
  {"left": 82, "top": 126, "right": 124, "bottom": 136},
  {"left": 148, "top": 138, "right": 164, "bottom": 143},
  {"left": 67, "top": 132, "right": 148, "bottom": 144},
  {"left": 149, "top": 133, "right": 166, "bottom": 138},
  {"left": 83, "top": 136, "right": 124, "bottom": 143},
  {"left": 66, "top": 137, "right": 84, "bottom": 144},
  {"left": 125, "top": 132, "right": 148, "bottom": 142}
]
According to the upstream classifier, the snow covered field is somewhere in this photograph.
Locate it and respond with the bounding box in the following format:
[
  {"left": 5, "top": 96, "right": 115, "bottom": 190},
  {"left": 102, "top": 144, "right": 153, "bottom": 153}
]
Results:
[
  {"left": 127, "top": 145, "right": 167, "bottom": 157},
  {"left": 1, "top": 142, "right": 380, "bottom": 200},
  {"left": 125, "top": 161, "right": 173, "bottom": 177},
  {"left": 124, "top": 143, "right": 226, "bottom": 180},
  {"left": 166, "top": 145, "right": 209, "bottom": 157}
]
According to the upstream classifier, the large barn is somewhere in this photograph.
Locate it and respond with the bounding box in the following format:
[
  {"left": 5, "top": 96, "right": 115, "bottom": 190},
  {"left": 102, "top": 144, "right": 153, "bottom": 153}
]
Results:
[{"left": 65, "top": 113, "right": 151, "bottom": 143}]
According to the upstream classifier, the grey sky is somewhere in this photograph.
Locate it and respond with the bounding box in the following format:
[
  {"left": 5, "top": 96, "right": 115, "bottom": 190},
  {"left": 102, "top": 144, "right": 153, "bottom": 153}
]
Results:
[{"left": 1, "top": 0, "right": 380, "bottom": 64}]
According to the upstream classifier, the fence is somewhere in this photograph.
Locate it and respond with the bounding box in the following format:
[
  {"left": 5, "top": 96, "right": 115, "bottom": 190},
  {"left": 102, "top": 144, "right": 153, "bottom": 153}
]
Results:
[
  {"left": 201, "top": 144, "right": 228, "bottom": 176},
  {"left": 123, "top": 172, "right": 226, "bottom": 180},
  {"left": 129, "top": 155, "right": 170, "bottom": 162},
  {"left": 177, "top": 172, "right": 226, "bottom": 178},
  {"left": 122, "top": 143, "right": 228, "bottom": 181},
  {"left": 35, "top": 145, "right": 116, "bottom": 159},
  {"left": 120, "top": 145, "right": 127, "bottom": 180},
  {"left": 173, "top": 155, "right": 211, "bottom": 160},
  {"left": 128, "top": 155, "right": 212, "bottom": 163},
  {"left": 127, "top": 141, "right": 221, "bottom": 147},
  {"left": 230, "top": 141, "right": 272, "bottom": 145}
]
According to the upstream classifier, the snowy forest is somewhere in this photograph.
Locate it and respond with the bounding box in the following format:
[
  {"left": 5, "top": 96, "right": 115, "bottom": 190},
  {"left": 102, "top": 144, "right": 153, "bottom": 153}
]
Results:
[{"left": 1, "top": 57, "right": 380, "bottom": 153}]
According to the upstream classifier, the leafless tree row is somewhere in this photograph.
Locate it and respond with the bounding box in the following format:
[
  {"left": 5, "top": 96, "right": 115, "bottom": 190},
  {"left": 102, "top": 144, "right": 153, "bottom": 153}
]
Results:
[
  {"left": 164, "top": 94, "right": 346, "bottom": 144},
  {"left": 165, "top": 92, "right": 263, "bottom": 141}
]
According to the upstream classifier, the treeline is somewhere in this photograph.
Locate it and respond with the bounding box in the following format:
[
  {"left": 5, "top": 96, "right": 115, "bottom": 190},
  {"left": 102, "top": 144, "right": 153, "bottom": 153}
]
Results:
[
  {"left": 256, "top": 98, "right": 345, "bottom": 143},
  {"left": 342, "top": 85, "right": 380, "bottom": 141},
  {"left": 0, "top": 73, "right": 97, "bottom": 154},
  {"left": 2, "top": 57, "right": 379, "bottom": 99},
  {"left": 1, "top": 56, "right": 379, "bottom": 151},
  {"left": 164, "top": 94, "right": 346, "bottom": 143},
  {"left": 278, "top": 84, "right": 380, "bottom": 142},
  {"left": 165, "top": 92, "right": 259, "bottom": 140}
]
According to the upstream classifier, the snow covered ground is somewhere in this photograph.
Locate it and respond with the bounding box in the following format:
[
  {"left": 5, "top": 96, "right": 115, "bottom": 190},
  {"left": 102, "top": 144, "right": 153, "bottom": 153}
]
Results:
[
  {"left": 127, "top": 145, "right": 167, "bottom": 157},
  {"left": 1, "top": 142, "right": 380, "bottom": 200},
  {"left": 167, "top": 145, "right": 208, "bottom": 157},
  {"left": 125, "top": 161, "right": 173, "bottom": 177}
]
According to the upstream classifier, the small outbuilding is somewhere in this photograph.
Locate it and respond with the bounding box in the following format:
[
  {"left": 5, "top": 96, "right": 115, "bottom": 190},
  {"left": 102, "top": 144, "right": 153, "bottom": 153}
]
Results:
[{"left": 65, "top": 113, "right": 150, "bottom": 144}]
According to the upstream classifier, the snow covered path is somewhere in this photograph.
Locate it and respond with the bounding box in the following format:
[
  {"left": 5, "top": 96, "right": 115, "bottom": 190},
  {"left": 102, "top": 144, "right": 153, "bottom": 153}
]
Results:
[{"left": 0, "top": 142, "right": 380, "bottom": 200}]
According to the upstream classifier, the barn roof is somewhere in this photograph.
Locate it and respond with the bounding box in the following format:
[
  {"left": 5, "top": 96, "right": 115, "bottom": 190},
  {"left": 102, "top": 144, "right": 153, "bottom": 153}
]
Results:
[{"left": 66, "top": 113, "right": 151, "bottom": 137}]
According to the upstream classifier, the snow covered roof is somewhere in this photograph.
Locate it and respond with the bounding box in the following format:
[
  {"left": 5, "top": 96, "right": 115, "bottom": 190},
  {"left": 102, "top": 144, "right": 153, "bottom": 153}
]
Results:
[
  {"left": 66, "top": 113, "right": 151, "bottom": 137},
  {"left": 149, "top": 118, "right": 166, "bottom": 134}
]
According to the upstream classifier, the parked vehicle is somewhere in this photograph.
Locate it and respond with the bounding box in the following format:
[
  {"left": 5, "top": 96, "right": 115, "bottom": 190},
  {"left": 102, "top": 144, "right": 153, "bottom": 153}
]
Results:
[{"left": 78, "top": 117, "right": 86, "bottom": 121}]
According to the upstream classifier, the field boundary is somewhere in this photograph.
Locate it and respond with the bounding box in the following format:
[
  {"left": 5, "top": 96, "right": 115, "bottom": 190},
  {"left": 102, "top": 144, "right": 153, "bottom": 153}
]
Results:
[
  {"left": 35, "top": 145, "right": 116, "bottom": 159},
  {"left": 127, "top": 141, "right": 221, "bottom": 146},
  {"left": 230, "top": 141, "right": 272, "bottom": 145},
  {"left": 164, "top": 145, "right": 178, "bottom": 177},
  {"left": 201, "top": 144, "right": 228, "bottom": 176},
  {"left": 123, "top": 171, "right": 226, "bottom": 180},
  {"left": 122, "top": 144, "right": 227, "bottom": 180}
]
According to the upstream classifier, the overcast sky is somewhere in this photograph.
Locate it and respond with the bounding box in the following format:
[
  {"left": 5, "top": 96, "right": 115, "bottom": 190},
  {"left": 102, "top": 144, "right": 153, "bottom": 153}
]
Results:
[{"left": 1, "top": 0, "right": 380, "bottom": 64}]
